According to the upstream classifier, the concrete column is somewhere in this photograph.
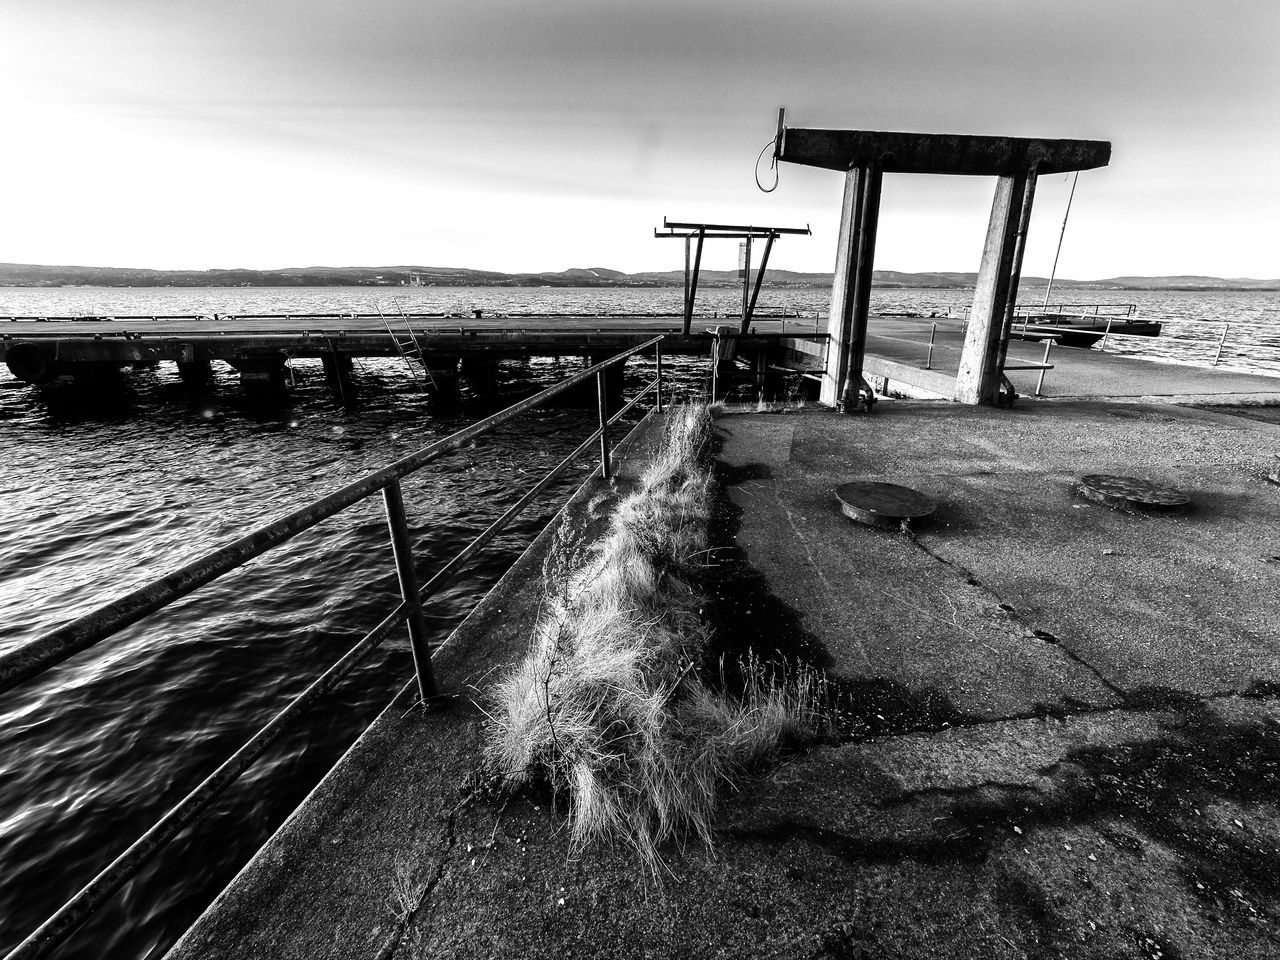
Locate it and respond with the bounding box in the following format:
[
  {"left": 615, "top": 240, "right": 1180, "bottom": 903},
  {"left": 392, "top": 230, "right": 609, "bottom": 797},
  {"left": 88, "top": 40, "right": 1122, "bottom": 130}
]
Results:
[
  {"left": 70, "top": 363, "right": 127, "bottom": 391},
  {"left": 423, "top": 356, "right": 461, "bottom": 404},
  {"left": 821, "top": 163, "right": 882, "bottom": 412},
  {"left": 589, "top": 354, "right": 625, "bottom": 409},
  {"left": 176, "top": 359, "right": 213, "bottom": 388},
  {"left": 229, "top": 358, "right": 287, "bottom": 395},
  {"left": 321, "top": 353, "right": 354, "bottom": 403},
  {"left": 558, "top": 355, "right": 624, "bottom": 408},
  {"left": 954, "top": 170, "right": 1038, "bottom": 405},
  {"left": 460, "top": 357, "right": 500, "bottom": 402}
]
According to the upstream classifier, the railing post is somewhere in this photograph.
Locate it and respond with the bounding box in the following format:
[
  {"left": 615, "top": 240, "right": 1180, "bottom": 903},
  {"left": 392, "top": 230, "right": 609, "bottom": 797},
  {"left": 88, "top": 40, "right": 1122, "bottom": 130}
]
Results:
[
  {"left": 381, "top": 479, "right": 439, "bottom": 701},
  {"left": 926, "top": 322, "right": 937, "bottom": 369},
  {"left": 655, "top": 342, "right": 664, "bottom": 413},
  {"left": 597, "top": 370, "right": 611, "bottom": 479},
  {"left": 1214, "top": 323, "right": 1230, "bottom": 365},
  {"left": 1036, "top": 339, "right": 1053, "bottom": 396}
]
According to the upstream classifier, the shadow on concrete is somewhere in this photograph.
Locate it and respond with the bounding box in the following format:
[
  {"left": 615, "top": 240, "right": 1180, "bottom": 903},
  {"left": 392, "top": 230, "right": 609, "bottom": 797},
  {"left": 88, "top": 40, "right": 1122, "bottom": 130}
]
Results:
[
  {"left": 700, "top": 449, "right": 979, "bottom": 741},
  {"left": 728, "top": 704, "right": 1280, "bottom": 941}
]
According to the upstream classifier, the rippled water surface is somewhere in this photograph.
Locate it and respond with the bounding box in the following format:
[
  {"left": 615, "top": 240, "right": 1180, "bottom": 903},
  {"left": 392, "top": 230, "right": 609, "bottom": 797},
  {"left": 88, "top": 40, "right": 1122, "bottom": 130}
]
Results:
[{"left": 0, "top": 284, "right": 1276, "bottom": 959}]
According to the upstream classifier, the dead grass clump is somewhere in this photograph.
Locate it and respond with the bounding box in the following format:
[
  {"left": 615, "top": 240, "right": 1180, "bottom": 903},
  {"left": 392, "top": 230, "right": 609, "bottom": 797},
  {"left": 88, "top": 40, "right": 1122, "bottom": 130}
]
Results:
[{"left": 485, "top": 404, "right": 828, "bottom": 873}]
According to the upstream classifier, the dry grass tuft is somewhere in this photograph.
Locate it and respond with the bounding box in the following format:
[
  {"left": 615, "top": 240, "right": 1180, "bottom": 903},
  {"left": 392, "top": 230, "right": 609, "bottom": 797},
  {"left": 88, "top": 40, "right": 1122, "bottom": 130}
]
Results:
[{"left": 485, "top": 404, "right": 828, "bottom": 873}]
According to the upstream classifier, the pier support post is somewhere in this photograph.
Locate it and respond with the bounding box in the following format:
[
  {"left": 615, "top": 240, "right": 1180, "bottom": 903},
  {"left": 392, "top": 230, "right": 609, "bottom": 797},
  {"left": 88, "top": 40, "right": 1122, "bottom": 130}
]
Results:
[
  {"left": 321, "top": 353, "right": 355, "bottom": 403},
  {"left": 559, "top": 355, "right": 624, "bottom": 407},
  {"left": 177, "top": 359, "right": 213, "bottom": 388},
  {"left": 71, "top": 363, "right": 128, "bottom": 391},
  {"left": 423, "top": 356, "right": 461, "bottom": 404},
  {"left": 229, "top": 358, "right": 287, "bottom": 396},
  {"left": 955, "top": 170, "right": 1038, "bottom": 405},
  {"left": 821, "top": 163, "right": 882, "bottom": 412},
  {"left": 589, "top": 354, "right": 625, "bottom": 408},
  {"left": 460, "top": 357, "right": 500, "bottom": 402}
]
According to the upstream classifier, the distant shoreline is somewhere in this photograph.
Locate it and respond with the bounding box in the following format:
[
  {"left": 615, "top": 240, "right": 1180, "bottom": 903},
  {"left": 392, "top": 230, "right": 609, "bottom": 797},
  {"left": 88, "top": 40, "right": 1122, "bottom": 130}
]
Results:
[{"left": 1, "top": 262, "right": 1277, "bottom": 292}]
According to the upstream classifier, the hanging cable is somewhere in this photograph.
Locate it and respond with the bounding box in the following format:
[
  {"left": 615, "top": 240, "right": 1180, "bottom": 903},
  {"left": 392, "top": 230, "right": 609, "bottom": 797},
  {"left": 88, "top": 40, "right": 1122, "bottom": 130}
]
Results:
[
  {"left": 755, "top": 137, "right": 779, "bottom": 193},
  {"left": 1043, "top": 171, "right": 1079, "bottom": 309}
]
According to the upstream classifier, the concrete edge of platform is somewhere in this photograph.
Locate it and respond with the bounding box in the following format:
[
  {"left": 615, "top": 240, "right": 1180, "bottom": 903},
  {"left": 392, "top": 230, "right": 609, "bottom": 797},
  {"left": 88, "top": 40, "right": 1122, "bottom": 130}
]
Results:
[{"left": 163, "top": 407, "right": 667, "bottom": 959}]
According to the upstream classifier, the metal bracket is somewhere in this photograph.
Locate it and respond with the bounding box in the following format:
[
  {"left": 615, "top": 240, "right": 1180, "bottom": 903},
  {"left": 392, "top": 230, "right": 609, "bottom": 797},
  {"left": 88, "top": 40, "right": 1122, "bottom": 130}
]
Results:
[
  {"left": 839, "top": 375, "right": 877, "bottom": 413},
  {"left": 997, "top": 374, "right": 1018, "bottom": 408}
]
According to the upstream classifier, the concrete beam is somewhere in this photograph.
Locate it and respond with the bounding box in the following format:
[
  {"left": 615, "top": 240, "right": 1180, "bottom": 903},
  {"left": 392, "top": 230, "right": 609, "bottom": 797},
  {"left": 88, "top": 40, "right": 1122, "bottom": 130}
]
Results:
[{"left": 779, "top": 128, "right": 1110, "bottom": 176}]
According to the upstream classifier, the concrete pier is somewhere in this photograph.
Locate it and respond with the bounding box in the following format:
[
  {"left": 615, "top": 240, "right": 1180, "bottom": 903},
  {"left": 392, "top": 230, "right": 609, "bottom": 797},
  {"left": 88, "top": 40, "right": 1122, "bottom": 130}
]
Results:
[
  {"left": 0, "top": 314, "right": 811, "bottom": 403},
  {"left": 164, "top": 392, "right": 1280, "bottom": 959}
]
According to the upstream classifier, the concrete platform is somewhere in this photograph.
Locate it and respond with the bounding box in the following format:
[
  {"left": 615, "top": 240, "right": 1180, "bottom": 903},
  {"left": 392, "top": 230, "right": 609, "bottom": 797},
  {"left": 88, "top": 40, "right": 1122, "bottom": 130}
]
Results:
[
  {"left": 858, "top": 316, "right": 1280, "bottom": 402},
  {"left": 165, "top": 402, "right": 1280, "bottom": 960}
]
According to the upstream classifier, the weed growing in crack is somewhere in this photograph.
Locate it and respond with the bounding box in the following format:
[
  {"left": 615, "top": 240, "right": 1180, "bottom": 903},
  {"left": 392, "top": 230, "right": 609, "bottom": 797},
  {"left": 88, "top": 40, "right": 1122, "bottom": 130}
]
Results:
[{"left": 484, "top": 403, "right": 829, "bottom": 875}]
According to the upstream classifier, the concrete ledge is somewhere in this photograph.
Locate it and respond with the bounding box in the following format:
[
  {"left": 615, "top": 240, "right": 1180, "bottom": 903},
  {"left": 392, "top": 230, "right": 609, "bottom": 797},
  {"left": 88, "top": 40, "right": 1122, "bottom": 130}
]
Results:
[{"left": 165, "top": 409, "right": 667, "bottom": 959}]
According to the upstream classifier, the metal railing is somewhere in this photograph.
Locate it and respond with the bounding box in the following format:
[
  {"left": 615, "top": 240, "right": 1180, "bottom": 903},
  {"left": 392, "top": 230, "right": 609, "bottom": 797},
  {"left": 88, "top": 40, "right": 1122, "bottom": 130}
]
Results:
[
  {"left": 1097, "top": 315, "right": 1245, "bottom": 366},
  {"left": 1015, "top": 302, "right": 1137, "bottom": 318},
  {"left": 0, "top": 336, "right": 664, "bottom": 960}
]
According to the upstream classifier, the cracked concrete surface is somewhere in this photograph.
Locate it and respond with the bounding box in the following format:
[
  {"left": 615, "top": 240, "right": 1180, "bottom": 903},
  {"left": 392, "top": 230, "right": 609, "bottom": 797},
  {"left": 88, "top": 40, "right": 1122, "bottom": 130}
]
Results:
[{"left": 166, "top": 402, "right": 1280, "bottom": 959}]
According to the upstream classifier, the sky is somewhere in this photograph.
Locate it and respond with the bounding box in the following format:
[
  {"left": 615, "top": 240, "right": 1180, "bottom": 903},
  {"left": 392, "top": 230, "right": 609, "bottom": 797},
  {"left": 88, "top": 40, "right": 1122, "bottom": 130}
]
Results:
[{"left": 2, "top": 0, "right": 1278, "bottom": 279}]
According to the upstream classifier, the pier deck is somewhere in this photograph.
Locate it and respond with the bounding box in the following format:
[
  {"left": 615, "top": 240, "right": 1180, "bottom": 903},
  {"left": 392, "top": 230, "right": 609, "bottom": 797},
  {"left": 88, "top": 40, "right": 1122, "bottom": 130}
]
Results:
[
  {"left": 167, "top": 400, "right": 1280, "bottom": 960},
  {"left": 5, "top": 313, "right": 1276, "bottom": 405}
]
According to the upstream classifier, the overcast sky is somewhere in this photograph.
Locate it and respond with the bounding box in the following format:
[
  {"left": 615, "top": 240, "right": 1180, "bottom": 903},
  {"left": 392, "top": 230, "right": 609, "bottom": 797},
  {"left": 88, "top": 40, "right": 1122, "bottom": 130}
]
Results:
[{"left": 3, "top": 0, "right": 1277, "bottom": 278}]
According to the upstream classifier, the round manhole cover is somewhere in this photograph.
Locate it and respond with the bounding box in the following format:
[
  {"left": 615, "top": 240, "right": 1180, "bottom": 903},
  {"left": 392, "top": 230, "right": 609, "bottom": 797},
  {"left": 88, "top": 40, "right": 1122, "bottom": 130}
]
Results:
[
  {"left": 835, "top": 481, "right": 937, "bottom": 529},
  {"left": 1077, "top": 474, "right": 1189, "bottom": 512}
]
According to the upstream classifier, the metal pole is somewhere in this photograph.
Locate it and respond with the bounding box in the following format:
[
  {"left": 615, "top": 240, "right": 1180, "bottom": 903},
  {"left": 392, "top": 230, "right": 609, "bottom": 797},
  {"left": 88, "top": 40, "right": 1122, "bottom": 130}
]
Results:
[
  {"left": 1214, "top": 323, "right": 1230, "bottom": 365},
  {"left": 926, "top": 322, "right": 937, "bottom": 369},
  {"left": 596, "top": 370, "right": 611, "bottom": 479},
  {"left": 710, "top": 334, "right": 719, "bottom": 401},
  {"left": 1043, "top": 171, "right": 1078, "bottom": 309},
  {"left": 655, "top": 342, "right": 664, "bottom": 412},
  {"left": 683, "top": 236, "right": 691, "bottom": 322},
  {"left": 684, "top": 228, "right": 705, "bottom": 336},
  {"left": 740, "top": 235, "right": 753, "bottom": 332},
  {"left": 1036, "top": 339, "right": 1053, "bottom": 396},
  {"left": 1101, "top": 316, "right": 1114, "bottom": 351},
  {"left": 381, "top": 479, "right": 438, "bottom": 701}
]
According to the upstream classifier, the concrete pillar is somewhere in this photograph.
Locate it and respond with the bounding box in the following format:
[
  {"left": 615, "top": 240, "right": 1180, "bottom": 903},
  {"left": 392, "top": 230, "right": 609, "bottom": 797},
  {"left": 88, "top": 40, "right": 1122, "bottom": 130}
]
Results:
[
  {"left": 558, "top": 355, "right": 624, "bottom": 408},
  {"left": 229, "top": 358, "right": 287, "bottom": 395},
  {"left": 423, "top": 356, "right": 461, "bottom": 404},
  {"left": 70, "top": 363, "right": 128, "bottom": 391},
  {"left": 821, "top": 164, "right": 883, "bottom": 412},
  {"left": 592, "top": 354, "right": 625, "bottom": 409},
  {"left": 321, "top": 353, "right": 355, "bottom": 403},
  {"left": 177, "top": 359, "right": 213, "bottom": 388},
  {"left": 954, "top": 170, "right": 1038, "bottom": 405},
  {"left": 460, "top": 357, "right": 500, "bottom": 402}
]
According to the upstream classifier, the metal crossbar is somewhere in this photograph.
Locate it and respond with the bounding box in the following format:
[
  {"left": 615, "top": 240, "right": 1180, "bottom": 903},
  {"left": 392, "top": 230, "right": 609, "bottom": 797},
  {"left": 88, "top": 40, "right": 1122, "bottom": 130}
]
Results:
[{"left": 0, "top": 336, "right": 664, "bottom": 960}]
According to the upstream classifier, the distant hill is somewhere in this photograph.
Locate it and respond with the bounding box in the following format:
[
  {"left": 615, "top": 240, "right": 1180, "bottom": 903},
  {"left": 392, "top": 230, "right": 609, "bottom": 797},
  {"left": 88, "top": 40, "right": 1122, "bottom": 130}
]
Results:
[{"left": 1, "top": 262, "right": 1276, "bottom": 291}]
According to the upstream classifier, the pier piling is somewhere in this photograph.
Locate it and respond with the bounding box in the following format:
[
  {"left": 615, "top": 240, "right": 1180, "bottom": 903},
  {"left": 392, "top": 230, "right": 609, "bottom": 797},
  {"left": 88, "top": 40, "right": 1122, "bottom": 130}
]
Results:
[
  {"left": 229, "top": 358, "right": 288, "bottom": 395},
  {"left": 177, "top": 359, "right": 214, "bottom": 388},
  {"left": 320, "top": 354, "right": 354, "bottom": 403}
]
